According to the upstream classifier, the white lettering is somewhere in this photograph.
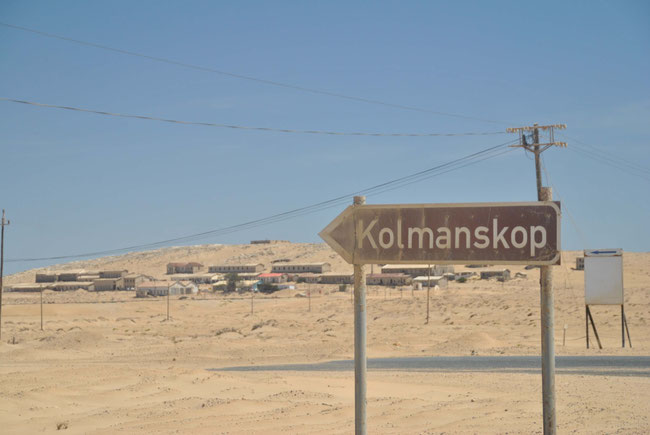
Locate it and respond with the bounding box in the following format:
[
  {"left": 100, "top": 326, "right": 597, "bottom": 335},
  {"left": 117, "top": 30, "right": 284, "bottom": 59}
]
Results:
[
  {"left": 397, "top": 217, "right": 404, "bottom": 248},
  {"left": 455, "top": 227, "right": 471, "bottom": 249},
  {"left": 357, "top": 218, "right": 378, "bottom": 249},
  {"left": 379, "top": 227, "right": 395, "bottom": 249},
  {"left": 437, "top": 227, "right": 451, "bottom": 249},
  {"left": 493, "top": 219, "right": 509, "bottom": 249},
  {"left": 408, "top": 227, "right": 434, "bottom": 249},
  {"left": 473, "top": 226, "right": 489, "bottom": 249},
  {"left": 511, "top": 226, "right": 527, "bottom": 249},
  {"left": 530, "top": 225, "right": 547, "bottom": 257}
]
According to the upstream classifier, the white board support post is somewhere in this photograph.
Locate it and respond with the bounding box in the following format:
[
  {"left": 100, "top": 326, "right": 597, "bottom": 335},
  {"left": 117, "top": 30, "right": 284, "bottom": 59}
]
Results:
[{"left": 353, "top": 195, "right": 367, "bottom": 435}]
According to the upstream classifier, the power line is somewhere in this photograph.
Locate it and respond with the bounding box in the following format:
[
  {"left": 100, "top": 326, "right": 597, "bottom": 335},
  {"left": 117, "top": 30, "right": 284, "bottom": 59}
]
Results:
[
  {"left": 567, "top": 146, "right": 650, "bottom": 182},
  {"left": 540, "top": 155, "right": 589, "bottom": 247},
  {"left": 0, "top": 97, "right": 506, "bottom": 138},
  {"left": 7, "top": 139, "right": 517, "bottom": 263},
  {"left": 0, "top": 21, "right": 508, "bottom": 125},
  {"left": 558, "top": 133, "right": 650, "bottom": 177}
]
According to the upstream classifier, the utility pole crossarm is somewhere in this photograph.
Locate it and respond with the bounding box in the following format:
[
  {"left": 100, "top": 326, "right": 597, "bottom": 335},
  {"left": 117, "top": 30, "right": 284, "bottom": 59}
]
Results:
[
  {"left": 507, "top": 123, "right": 567, "bottom": 201},
  {"left": 507, "top": 123, "right": 568, "bottom": 150}
]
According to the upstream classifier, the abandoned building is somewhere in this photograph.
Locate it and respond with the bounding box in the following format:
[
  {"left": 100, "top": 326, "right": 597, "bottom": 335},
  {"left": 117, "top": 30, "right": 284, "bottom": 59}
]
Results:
[
  {"left": 270, "top": 262, "right": 331, "bottom": 274},
  {"left": 208, "top": 264, "right": 265, "bottom": 274},
  {"left": 366, "top": 273, "right": 413, "bottom": 286},
  {"left": 166, "top": 262, "right": 204, "bottom": 274}
]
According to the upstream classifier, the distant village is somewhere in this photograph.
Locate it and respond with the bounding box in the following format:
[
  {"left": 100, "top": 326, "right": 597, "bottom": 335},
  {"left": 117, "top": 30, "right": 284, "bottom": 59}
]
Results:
[{"left": 6, "top": 241, "right": 518, "bottom": 297}]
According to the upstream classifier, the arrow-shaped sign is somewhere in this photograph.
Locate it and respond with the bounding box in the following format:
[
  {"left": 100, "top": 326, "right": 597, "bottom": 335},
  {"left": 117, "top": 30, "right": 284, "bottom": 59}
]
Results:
[
  {"left": 320, "top": 201, "right": 561, "bottom": 265},
  {"left": 585, "top": 249, "right": 622, "bottom": 257}
]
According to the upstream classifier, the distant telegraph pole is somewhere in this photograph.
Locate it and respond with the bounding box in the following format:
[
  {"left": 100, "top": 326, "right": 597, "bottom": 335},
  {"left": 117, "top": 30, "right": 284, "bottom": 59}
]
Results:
[
  {"left": 0, "top": 210, "right": 10, "bottom": 341},
  {"left": 508, "top": 123, "right": 566, "bottom": 435}
]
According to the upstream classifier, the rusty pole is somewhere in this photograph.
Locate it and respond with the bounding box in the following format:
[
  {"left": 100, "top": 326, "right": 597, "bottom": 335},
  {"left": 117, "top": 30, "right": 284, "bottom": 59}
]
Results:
[
  {"left": 540, "top": 187, "right": 556, "bottom": 435},
  {"left": 353, "top": 195, "right": 367, "bottom": 435}
]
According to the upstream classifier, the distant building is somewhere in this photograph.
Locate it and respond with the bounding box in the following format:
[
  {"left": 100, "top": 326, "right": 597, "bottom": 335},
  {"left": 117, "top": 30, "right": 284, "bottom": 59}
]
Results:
[
  {"left": 294, "top": 273, "right": 321, "bottom": 283},
  {"left": 258, "top": 273, "right": 288, "bottom": 284},
  {"left": 35, "top": 272, "right": 58, "bottom": 283},
  {"left": 93, "top": 278, "right": 124, "bottom": 291},
  {"left": 366, "top": 273, "right": 412, "bottom": 286},
  {"left": 136, "top": 281, "right": 170, "bottom": 297},
  {"left": 123, "top": 274, "right": 152, "bottom": 290},
  {"left": 212, "top": 280, "right": 228, "bottom": 291},
  {"left": 413, "top": 275, "right": 448, "bottom": 288},
  {"left": 99, "top": 270, "right": 128, "bottom": 279},
  {"left": 78, "top": 274, "right": 101, "bottom": 282},
  {"left": 236, "top": 280, "right": 259, "bottom": 292},
  {"left": 57, "top": 270, "right": 86, "bottom": 282},
  {"left": 381, "top": 264, "right": 454, "bottom": 276},
  {"left": 480, "top": 269, "right": 511, "bottom": 281},
  {"left": 166, "top": 262, "right": 204, "bottom": 274},
  {"left": 228, "top": 273, "right": 259, "bottom": 282},
  {"left": 443, "top": 272, "right": 456, "bottom": 281},
  {"left": 381, "top": 264, "right": 434, "bottom": 277},
  {"left": 7, "top": 283, "right": 51, "bottom": 292},
  {"left": 169, "top": 281, "right": 198, "bottom": 295},
  {"left": 168, "top": 273, "right": 219, "bottom": 284},
  {"left": 250, "top": 240, "right": 289, "bottom": 244},
  {"left": 208, "top": 264, "right": 265, "bottom": 274},
  {"left": 457, "top": 271, "right": 478, "bottom": 279},
  {"left": 271, "top": 263, "right": 331, "bottom": 274},
  {"left": 52, "top": 281, "right": 94, "bottom": 291},
  {"left": 319, "top": 273, "right": 354, "bottom": 285},
  {"left": 576, "top": 257, "right": 584, "bottom": 270}
]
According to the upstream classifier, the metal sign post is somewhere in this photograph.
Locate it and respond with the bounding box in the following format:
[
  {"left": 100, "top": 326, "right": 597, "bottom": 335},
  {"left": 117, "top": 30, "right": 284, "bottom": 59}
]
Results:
[{"left": 353, "top": 196, "right": 367, "bottom": 435}]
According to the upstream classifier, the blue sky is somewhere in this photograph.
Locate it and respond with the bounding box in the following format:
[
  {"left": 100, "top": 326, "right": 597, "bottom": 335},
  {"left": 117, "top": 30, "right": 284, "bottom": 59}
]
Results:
[{"left": 1, "top": 1, "right": 649, "bottom": 274}]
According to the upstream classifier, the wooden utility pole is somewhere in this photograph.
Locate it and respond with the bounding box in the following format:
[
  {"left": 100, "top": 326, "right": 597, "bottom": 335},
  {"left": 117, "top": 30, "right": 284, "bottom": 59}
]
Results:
[
  {"left": 507, "top": 123, "right": 567, "bottom": 200},
  {"left": 0, "top": 210, "right": 9, "bottom": 341},
  {"left": 508, "top": 123, "right": 566, "bottom": 435}
]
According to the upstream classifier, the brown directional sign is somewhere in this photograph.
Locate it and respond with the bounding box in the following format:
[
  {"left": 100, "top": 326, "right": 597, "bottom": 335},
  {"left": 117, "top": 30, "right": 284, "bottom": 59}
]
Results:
[{"left": 319, "top": 202, "right": 561, "bottom": 265}]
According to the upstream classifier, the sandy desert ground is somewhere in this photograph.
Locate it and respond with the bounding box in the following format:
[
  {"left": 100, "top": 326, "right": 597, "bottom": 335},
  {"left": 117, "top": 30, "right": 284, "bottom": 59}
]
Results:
[{"left": 0, "top": 244, "right": 648, "bottom": 434}]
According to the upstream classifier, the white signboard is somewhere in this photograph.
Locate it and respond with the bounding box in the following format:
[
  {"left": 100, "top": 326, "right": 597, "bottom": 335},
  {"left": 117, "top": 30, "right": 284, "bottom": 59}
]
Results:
[{"left": 584, "top": 249, "right": 623, "bottom": 305}]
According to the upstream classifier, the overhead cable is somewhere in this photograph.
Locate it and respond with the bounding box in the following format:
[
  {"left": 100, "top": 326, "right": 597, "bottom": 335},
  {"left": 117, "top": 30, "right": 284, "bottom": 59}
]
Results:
[
  {"left": 0, "top": 21, "right": 507, "bottom": 125},
  {"left": 567, "top": 146, "right": 650, "bottom": 182},
  {"left": 558, "top": 133, "right": 650, "bottom": 176},
  {"left": 0, "top": 98, "right": 506, "bottom": 137},
  {"left": 7, "top": 139, "right": 517, "bottom": 262}
]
